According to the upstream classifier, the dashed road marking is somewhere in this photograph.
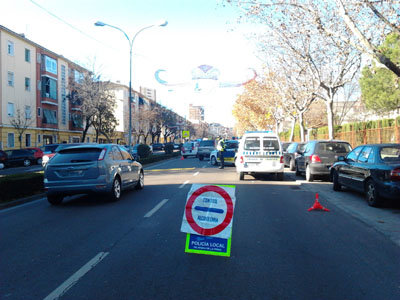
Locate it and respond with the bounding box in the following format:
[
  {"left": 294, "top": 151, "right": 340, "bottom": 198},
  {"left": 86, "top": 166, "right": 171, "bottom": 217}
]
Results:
[
  {"left": 193, "top": 172, "right": 199, "bottom": 176},
  {"left": 43, "top": 252, "right": 109, "bottom": 300},
  {"left": 146, "top": 168, "right": 195, "bottom": 172},
  {"left": 144, "top": 199, "right": 169, "bottom": 218},
  {"left": 179, "top": 180, "right": 190, "bottom": 189}
]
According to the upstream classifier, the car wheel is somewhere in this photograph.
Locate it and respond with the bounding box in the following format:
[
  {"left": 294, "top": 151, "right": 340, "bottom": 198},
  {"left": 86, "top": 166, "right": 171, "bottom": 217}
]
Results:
[
  {"left": 23, "top": 159, "right": 31, "bottom": 167},
  {"left": 276, "top": 172, "right": 284, "bottom": 181},
  {"left": 239, "top": 172, "right": 244, "bottom": 180},
  {"left": 289, "top": 159, "right": 295, "bottom": 171},
  {"left": 332, "top": 170, "right": 341, "bottom": 191},
  {"left": 306, "top": 165, "right": 314, "bottom": 182},
  {"left": 199, "top": 155, "right": 204, "bottom": 161},
  {"left": 365, "top": 179, "right": 381, "bottom": 207},
  {"left": 211, "top": 156, "right": 217, "bottom": 166},
  {"left": 135, "top": 170, "right": 144, "bottom": 190},
  {"left": 47, "top": 195, "right": 63, "bottom": 205},
  {"left": 110, "top": 177, "right": 121, "bottom": 201},
  {"left": 295, "top": 163, "right": 301, "bottom": 176}
]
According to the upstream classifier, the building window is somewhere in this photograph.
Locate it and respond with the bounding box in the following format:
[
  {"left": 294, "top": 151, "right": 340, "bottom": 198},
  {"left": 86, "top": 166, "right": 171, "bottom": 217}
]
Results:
[
  {"left": 71, "top": 113, "right": 83, "bottom": 128},
  {"left": 41, "top": 76, "right": 57, "bottom": 100},
  {"left": 8, "top": 133, "right": 15, "bottom": 148},
  {"left": 7, "top": 72, "right": 14, "bottom": 86},
  {"left": 86, "top": 137, "right": 90, "bottom": 143},
  {"left": 25, "top": 77, "right": 31, "bottom": 91},
  {"left": 7, "top": 102, "right": 15, "bottom": 117},
  {"left": 37, "top": 134, "right": 41, "bottom": 143},
  {"left": 26, "top": 134, "right": 31, "bottom": 147},
  {"left": 7, "top": 41, "right": 14, "bottom": 56},
  {"left": 37, "top": 107, "right": 41, "bottom": 117},
  {"left": 74, "top": 70, "right": 83, "bottom": 83},
  {"left": 25, "top": 106, "right": 32, "bottom": 119},
  {"left": 25, "top": 49, "right": 31, "bottom": 62},
  {"left": 42, "top": 109, "right": 58, "bottom": 124},
  {"left": 44, "top": 56, "right": 57, "bottom": 74}
]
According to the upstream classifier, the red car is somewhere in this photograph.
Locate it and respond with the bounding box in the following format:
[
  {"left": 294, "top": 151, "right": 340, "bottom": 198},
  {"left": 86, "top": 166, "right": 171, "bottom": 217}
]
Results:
[{"left": 25, "top": 147, "right": 44, "bottom": 164}]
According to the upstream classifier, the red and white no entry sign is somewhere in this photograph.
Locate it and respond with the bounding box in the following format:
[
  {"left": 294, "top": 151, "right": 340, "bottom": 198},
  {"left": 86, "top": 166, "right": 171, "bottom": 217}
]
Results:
[{"left": 181, "top": 184, "right": 236, "bottom": 239}]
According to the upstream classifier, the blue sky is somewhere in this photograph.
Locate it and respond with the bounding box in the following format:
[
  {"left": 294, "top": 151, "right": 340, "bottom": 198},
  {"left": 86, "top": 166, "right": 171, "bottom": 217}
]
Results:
[{"left": 1, "top": 0, "right": 263, "bottom": 126}]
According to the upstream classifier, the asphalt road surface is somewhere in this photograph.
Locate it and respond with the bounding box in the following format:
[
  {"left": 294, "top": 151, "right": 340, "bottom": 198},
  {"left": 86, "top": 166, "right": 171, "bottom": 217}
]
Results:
[{"left": 1, "top": 157, "right": 399, "bottom": 300}]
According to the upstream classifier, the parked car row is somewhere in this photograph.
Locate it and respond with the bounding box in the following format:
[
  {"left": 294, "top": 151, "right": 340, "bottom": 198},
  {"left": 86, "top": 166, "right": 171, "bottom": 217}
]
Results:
[
  {"left": 0, "top": 148, "right": 41, "bottom": 168},
  {"left": 283, "top": 140, "right": 400, "bottom": 207}
]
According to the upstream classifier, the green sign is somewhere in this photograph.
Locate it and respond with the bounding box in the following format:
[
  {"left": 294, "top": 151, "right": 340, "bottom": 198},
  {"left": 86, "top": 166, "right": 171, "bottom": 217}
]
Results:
[{"left": 182, "top": 130, "right": 190, "bottom": 138}]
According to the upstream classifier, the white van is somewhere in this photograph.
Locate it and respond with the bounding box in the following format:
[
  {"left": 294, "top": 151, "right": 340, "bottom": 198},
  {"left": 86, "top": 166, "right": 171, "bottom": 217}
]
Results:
[{"left": 236, "top": 131, "right": 284, "bottom": 180}]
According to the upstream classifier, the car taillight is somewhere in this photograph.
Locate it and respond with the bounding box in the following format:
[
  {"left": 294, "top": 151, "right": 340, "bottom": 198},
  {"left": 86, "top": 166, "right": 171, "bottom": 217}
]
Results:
[
  {"left": 240, "top": 156, "right": 244, "bottom": 164},
  {"left": 280, "top": 156, "right": 284, "bottom": 164},
  {"left": 390, "top": 168, "right": 400, "bottom": 181},
  {"left": 98, "top": 148, "right": 107, "bottom": 161},
  {"left": 311, "top": 154, "right": 321, "bottom": 163}
]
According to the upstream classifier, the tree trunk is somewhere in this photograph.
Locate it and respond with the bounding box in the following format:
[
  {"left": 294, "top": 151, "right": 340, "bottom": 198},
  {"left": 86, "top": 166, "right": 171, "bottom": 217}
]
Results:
[
  {"left": 289, "top": 118, "right": 296, "bottom": 142},
  {"left": 81, "top": 118, "right": 91, "bottom": 142},
  {"left": 298, "top": 112, "right": 305, "bottom": 142},
  {"left": 326, "top": 95, "right": 334, "bottom": 139}
]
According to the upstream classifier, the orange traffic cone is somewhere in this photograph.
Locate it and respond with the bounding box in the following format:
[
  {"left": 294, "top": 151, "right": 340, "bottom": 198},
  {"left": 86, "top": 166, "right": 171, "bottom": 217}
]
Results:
[
  {"left": 308, "top": 193, "right": 330, "bottom": 212},
  {"left": 181, "top": 155, "right": 185, "bottom": 160}
]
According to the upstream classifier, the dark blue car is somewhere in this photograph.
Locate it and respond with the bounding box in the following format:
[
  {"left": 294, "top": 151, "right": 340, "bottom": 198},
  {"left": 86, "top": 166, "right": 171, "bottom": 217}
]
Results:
[{"left": 330, "top": 143, "right": 400, "bottom": 207}]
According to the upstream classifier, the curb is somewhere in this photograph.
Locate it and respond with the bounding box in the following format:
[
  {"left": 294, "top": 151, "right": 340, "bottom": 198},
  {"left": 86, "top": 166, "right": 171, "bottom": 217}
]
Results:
[{"left": 0, "top": 193, "right": 46, "bottom": 210}]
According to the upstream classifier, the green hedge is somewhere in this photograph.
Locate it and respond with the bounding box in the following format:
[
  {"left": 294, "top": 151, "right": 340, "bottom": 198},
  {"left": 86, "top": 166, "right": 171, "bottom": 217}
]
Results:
[
  {"left": 0, "top": 172, "right": 44, "bottom": 203},
  {"left": 138, "top": 151, "right": 180, "bottom": 165}
]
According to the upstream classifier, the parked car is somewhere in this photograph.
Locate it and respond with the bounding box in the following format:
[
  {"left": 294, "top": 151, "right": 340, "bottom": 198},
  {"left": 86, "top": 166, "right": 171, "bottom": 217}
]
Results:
[
  {"left": 0, "top": 150, "right": 7, "bottom": 169},
  {"left": 283, "top": 142, "right": 305, "bottom": 171},
  {"left": 44, "top": 144, "right": 144, "bottom": 205},
  {"left": 3, "top": 149, "right": 36, "bottom": 167},
  {"left": 236, "top": 131, "right": 284, "bottom": 181},
  {"left": 181, "top": 141, "right": 198, "bottom": 158},
  {"left": 330, "top": 143, "right": 400, "bottom": 207},
  {"left": 295, "top": 140, "right": 352, "bottom": 181},
  {"left": 25, "top": 147, "right": 44, "bottom": 164},
  {"left": 210, "top": 140, "right": 239, "bottom": 166},
  {"left": 151, "top": 143, "right": 164, "bottom": 151},
  {"left": 197, "top": 140, "right": 216, "bottom": 161},
  {"left": 173, "top": 143, "right": 180, "bottom": 150},
  {"left": 42, "top": 143, "right": 83, "bottom": 167}
]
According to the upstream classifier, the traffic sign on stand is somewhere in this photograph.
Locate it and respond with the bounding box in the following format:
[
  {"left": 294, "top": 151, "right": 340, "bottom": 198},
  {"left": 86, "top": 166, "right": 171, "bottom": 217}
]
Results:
[
  {"left": 181, "top": 184, "right": 236, "bottom": 256},
  {"left": 182, "top": 130, "right": 190, "bottom": 138}
]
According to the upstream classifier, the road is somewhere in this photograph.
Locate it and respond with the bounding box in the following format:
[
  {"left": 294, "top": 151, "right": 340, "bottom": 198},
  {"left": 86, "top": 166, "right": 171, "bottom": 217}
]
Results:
[{"left": 1, "top": 157, "right": 399, "bottom": 300}]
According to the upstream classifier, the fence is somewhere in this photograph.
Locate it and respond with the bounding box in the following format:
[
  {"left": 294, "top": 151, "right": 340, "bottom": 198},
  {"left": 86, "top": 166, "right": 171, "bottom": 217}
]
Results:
[{"left": 284, "top": 123, "right": 400, "bottom": 147}]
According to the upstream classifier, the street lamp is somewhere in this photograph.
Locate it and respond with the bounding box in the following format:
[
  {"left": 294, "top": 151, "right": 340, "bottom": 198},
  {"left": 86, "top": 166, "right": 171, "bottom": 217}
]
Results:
[{"left": 95, "top": 20, "right": 168, "bottom": 153}]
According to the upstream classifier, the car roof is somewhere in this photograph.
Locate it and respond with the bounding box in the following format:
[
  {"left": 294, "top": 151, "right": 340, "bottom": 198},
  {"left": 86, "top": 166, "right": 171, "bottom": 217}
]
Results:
[
  {"left": 308, "top": 140, "right": 350, "bottom": 143},
  {"left": 356, "top": 143, "right": 400, "bottom": 147}
]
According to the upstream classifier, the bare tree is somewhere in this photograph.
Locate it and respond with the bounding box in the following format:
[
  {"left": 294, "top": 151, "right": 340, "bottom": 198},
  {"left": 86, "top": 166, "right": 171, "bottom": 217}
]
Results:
[{"left": 9, "top": 106, "right": 34, "bottom": 148}]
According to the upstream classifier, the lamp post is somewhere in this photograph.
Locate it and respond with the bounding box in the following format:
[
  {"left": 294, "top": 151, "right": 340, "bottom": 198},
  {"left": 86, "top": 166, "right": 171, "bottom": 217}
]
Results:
[{"left": 95, "top": 20, "right": 168, "bottom": 153}]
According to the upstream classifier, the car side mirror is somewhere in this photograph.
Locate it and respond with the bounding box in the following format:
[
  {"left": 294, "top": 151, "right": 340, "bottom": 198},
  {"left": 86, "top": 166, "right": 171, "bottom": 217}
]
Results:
[{"left": 337, "top": 156, "right": 345, "bottom": 162}]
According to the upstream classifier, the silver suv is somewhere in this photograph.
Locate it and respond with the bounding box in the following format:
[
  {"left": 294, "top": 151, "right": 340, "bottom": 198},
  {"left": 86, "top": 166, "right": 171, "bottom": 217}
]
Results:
[
  {"left": 197, "top": 140, "right": 216, "bottom": 161},
  {"left": 44, "top": 144, "right": 144, "bottom": 205}
]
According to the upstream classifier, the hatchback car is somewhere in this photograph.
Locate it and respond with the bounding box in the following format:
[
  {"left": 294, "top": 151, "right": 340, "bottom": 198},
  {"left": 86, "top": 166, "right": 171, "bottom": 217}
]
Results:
[
  {"left": 25, "top": 147, "right": 44, "bottom": 164},
  {"left": 295, "top": 140, "right": 352, "bottom": 181},
  {"left": 331, "top": 143, "right": 400, "bottom": 207},
  {"left": 3, "top": 149, "right": 36, "bottom": 167},
  {"left": 283, "top": 142, "right": 305, "bottom": 171},
  {"left": 197, "top": 140, "right": 216, "bottom": 161},
  {"left": 44, "top": 144, "right": 144, "bottom": 205},
  {"left": 151, "top": 143, "right": 164, "bottom": 151},
  {"left": 181, "top": 141, "right": 198, "bottom": 158}
]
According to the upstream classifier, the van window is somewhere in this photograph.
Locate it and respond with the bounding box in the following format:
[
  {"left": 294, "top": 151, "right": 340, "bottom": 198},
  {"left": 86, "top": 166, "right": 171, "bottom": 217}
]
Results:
[
  {"left": 244, "top": 137, "right": 260, "bottom": 151},
  {"left": 199, "top": 140, "right": 214, "bottom": 147},
  {"left": 263, "top": 137, "right": 280, "bottom": 151}
]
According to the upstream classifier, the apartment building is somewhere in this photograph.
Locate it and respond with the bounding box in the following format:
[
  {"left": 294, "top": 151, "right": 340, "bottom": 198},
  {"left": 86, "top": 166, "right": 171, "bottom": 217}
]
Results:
[{"left": 188, "top": 104, "right": 204, "bottom": 124}]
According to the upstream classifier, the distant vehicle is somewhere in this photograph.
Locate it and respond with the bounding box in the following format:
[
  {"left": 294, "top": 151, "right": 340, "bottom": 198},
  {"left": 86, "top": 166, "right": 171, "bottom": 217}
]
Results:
[
  {"left": 151, "top": 143, "right": 164, "bottom": 151},
  {"left": 181, "top": 141, "right": 198, "bottom": 158},
  {"left": 0, "top": 150, "right": 7, "bottom": 169},
  {"left": 3, "top": 149, "right": 36, "bottom": 167},
  {"left": 25, "top": 147, "right": 44, "bottom": 164},
  {"left": 236, "top": 131, "right": 284, "bottom": 181},
  {"left": 295, "top": 140, "right": 352, "bottom": 181},
  {"left": 331, "top": 143, "right": 400, "bottom": 207},
  {"left": 42, "top": 143, "right": 84, "bottom": 167},
  {"left": 44, "top": 144, "right": 144, "bottom": 205},
  {"left": 210, "top": 140, "right": 239, "bottom": 166},
  {"left": 197, "top": 140, "right": 215, "bottom": 161},
  {"left": 283, "top": 142, "right": 305, "bottom": 171},
  {"left": 173, "top": 143, "right": 180, "bottom": 150}
]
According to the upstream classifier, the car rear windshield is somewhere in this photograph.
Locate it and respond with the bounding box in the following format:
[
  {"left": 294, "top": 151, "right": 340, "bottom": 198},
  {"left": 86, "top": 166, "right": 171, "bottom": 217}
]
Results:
[
  {"left": 50, "top": 148, "right": 102, "bottom": 164},
  {"left": 244, "top": 137, "right": 260, "bottom": 150},
  {"left": 380, "top": 146, "right": 400, "bottom": 162},
  {"left": 199, "top": 140, "right": 214, "bottom": 147},
  {"left": 263, "top": 138, "right": 280, "bottom": 151},
  {"left": 316, "top": 142, "right": 351, "bottom": 154}
]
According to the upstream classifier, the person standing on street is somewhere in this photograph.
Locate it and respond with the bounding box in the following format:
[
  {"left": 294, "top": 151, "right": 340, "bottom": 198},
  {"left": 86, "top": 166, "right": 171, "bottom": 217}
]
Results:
[{"left": 216, "top": 137, "right": 226, "bottom": 169}]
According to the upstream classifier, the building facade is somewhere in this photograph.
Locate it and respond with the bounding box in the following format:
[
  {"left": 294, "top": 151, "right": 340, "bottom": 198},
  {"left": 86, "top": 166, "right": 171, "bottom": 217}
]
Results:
[{"left": 188, "top": 104, "right": 204, "bottom": 124}]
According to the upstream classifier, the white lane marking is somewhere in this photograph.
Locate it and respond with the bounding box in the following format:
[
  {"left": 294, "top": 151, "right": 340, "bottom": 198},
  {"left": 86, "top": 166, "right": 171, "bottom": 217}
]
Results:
[
  {"left": 43, "top": 252, "right": 109, "bottom": 300},
  {"left": 179, "top": 180, "right": 190, "bottom": 189},
  {"left": 193, "top": 172, "right": 199, "bottom": 176},
  {"left": 144, "top": 199, "right": 169, "bottom": 218}
]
